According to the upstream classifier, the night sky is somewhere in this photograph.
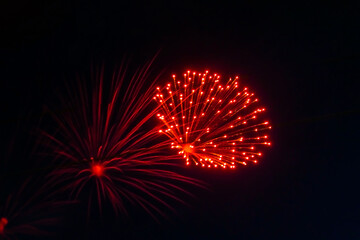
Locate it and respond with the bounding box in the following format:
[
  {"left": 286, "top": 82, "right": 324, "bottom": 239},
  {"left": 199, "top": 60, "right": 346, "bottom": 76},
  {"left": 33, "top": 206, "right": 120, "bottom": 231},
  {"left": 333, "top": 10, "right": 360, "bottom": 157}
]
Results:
[{"left": 1, "top": 1, "right": 359, "bottom": 239}]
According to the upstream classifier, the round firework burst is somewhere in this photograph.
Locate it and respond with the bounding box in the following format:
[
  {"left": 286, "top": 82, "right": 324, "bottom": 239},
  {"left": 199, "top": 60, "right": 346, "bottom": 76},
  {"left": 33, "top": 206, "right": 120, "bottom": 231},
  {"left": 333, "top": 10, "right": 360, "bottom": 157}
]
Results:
[
  {"left": 154, "top": 70, "right": 272, "bottom": 169},
  {"left": 42, "top": 61, "right": 202, "bottom": 218}
]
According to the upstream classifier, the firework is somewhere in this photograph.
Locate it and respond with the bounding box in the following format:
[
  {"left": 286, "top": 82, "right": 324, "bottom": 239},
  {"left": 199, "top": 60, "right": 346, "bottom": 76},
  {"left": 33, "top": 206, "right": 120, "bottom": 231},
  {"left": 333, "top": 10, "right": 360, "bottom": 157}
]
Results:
[
  {"left": 42, "top": 62, "right": 202, "bottom": 218},
  {"left": 0, "top": 177, "right": 71, "bottom": 239},
  {"left": 154, "top": 70, "right": 271, "bottom": 169},
  {"left": 0, "top": 120, "right": 74, "bottom": 239}
]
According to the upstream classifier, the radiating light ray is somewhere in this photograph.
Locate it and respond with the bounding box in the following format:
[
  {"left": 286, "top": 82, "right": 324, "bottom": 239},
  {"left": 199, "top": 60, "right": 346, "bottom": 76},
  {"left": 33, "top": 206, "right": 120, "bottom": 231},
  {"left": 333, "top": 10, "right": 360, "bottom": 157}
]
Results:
[{"left": 154, "top": 70, "right": 272, "bottom": 169}]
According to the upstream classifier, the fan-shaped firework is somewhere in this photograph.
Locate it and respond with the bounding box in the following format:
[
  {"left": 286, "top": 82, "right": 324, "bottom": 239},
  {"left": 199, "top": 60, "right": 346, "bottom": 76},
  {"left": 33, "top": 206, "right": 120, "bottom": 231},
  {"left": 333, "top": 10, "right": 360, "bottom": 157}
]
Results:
[
  {"left": 42, "top": 62, "right": 201, "bottom": 218},
  {"left": 154, "top": 70, "right": 271, "bottom": 169}
]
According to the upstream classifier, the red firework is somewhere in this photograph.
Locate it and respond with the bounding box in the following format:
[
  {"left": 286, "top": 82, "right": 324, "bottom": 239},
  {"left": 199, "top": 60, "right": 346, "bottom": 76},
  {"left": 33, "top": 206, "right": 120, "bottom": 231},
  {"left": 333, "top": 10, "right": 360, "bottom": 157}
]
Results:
[
  {"left": 0, "top": 177, "right": 70, "bottom": 239},
  {"left": 154, "top": 70, "right": 272, "bottom": 169},
  {"left": 42, "top": 62, "right": 202, "bottom": 218},
  {"left": 0, "top": 119, "right": 73, "bottom": 239}
]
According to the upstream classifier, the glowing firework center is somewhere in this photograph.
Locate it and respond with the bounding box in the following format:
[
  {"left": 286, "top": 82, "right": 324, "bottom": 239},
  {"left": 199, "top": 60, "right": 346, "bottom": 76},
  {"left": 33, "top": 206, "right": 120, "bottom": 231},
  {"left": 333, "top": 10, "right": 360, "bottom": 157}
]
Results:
[
  {"left": 0, "top": 217, "right": 8, "bottom": 235},
  {"left": 91, "top": 163, "right": 105, "bottom": 177},
  {"left": 155, "top": 70, "right": 271, "bottom": 169},
  {"left": 182, "top": 143, "right": 194, "bottom": 154}
]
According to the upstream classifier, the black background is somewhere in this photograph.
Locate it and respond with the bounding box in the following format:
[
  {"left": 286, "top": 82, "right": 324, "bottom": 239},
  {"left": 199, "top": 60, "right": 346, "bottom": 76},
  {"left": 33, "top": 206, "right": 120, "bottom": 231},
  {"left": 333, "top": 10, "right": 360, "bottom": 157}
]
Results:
[{"left": 1, "top": 1, "right": 359, "bottom": 239}]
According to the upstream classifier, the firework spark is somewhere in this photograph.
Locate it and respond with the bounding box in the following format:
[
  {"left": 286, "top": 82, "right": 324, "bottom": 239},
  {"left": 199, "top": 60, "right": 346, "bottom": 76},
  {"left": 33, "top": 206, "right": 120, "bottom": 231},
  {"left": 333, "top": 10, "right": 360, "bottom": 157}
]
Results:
[
  {"left": 154, "top": 70, "right": 272, "bottom": 169},
  {"left": 42, "top": 62, "right": 202, "bottom": 218}
]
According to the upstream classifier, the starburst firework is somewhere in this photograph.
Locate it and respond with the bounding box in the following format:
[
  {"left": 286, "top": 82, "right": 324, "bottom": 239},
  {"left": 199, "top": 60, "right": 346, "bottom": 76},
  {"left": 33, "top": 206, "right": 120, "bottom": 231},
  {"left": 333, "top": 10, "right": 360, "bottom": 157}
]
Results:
[{"left": 154, "top": 70, "right": 272, "bottom": 169}]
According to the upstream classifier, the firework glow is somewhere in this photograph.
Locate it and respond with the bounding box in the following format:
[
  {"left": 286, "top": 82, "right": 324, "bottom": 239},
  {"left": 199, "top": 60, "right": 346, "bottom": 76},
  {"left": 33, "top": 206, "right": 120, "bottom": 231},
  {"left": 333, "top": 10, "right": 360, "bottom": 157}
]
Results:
[
  {"left": 0, "top": 217, "right": 7, "bottom": 235},
  {"left": 154, "top": 70, "right": 272, "bottom": 169}
]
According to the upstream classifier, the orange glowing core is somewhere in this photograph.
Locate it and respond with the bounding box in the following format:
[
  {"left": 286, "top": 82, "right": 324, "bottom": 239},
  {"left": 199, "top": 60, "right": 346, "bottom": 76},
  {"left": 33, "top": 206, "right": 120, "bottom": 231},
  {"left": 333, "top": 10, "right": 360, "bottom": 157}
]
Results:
[
  {"left": 183, "top": 144, "right": 194, "bottom": 153},
  {"left": 0, "top": 217, "right": 8, "bottom": 234},
  {"left": 91, "top": 163, "right": 104, "bottom": 177}
]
